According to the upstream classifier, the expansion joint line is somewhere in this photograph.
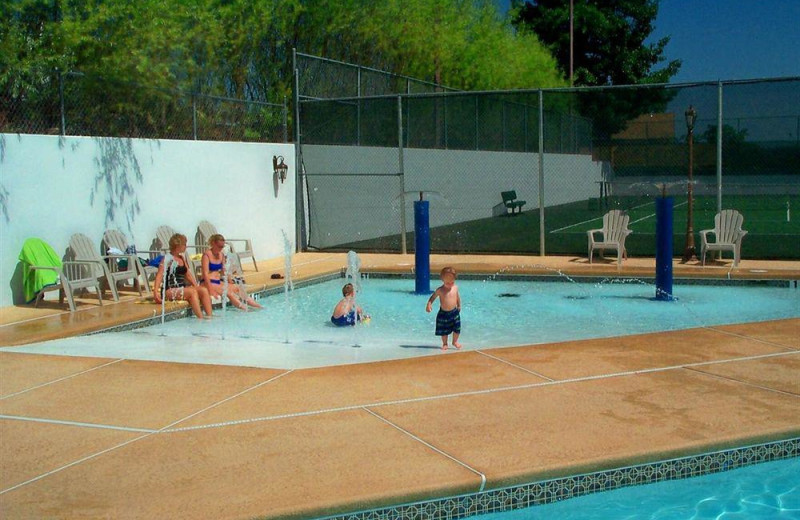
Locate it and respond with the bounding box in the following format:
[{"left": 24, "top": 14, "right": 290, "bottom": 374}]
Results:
[
  {"left": 163, "top": 350, "right": 800, "bottom": 434},
  {"left": 162, "top": 369, "right": 294, "bottom": 431},
  {"left": 683, "top": 366, "right": 800, "bottom": 398},
  {"left": 476, "top": 350, "right": 555, "bottom": 381},
  {"left": 702, "top": 325, "right": 799, "bottom": 352},
  {"left": 362, "top": 407, "right": 487, "bottom": 492},
  {"left": 0, "top": 369, "right": 294, "bottom": 496},
  {"left": 0, "top": 358, "right": 125, "bottom": 400}
]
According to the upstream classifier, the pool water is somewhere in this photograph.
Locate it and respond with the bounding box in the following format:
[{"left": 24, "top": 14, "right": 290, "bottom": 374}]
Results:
[
  {"left": 162, "top": 276, "right": 798, "bottom": 348},
  {"left": 474, "top": 456, "right": 800, "bottom": 520},
  {"left": 8, "top": 277, "right": 798, "bottom": 369}
]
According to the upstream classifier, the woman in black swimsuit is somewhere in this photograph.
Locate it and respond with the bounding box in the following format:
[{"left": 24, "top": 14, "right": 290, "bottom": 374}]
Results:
[{"left": 153, "top": 233, "right": 213, "bottom": 319}]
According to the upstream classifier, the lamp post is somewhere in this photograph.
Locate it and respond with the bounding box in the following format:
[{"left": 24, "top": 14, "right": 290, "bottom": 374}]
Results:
[{"left": 681, "top": 105, "right": 697, "bottom": 262}]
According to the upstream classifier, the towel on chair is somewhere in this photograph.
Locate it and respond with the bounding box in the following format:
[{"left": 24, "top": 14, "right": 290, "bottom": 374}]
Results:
[{"left": 19, "top": 238, "right": 62, "bottom": 303}]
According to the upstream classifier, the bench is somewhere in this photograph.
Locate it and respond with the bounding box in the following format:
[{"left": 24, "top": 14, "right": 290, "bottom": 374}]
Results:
[{"left": 501, "top": 190, "right": 526, "bottom": 215}]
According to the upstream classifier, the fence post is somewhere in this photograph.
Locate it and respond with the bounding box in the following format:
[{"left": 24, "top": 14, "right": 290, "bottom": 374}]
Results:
[
  {"left": 192, "top": 94, "right": 197, "bottom": 141},
  {"left": 717, "top": 81, "right": 723, "bottom": 215},
  {"left": 293, "top": 48, "right": 307, "bottom": 252},
  {"left": 283, "top": 95, "right": 288, "bottom": 143},
  {"left": 475, "top": 96, "right": 479, "bottom": 151},
  {"left": 357, "top": 66, "right": 362, "bottom": 146},
  {"left": 58, "top": 69, "right": 65, "bottom": 136},
  {"left": 538, "top": 89, "right": 546, "bottom": 256},
  {"left": 398, "top": 96, "right": 407, "bottom": 255}
]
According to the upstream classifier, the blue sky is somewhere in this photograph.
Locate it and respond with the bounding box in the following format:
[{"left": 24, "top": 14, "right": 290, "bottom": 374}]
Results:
[{"left": 497, "top": 0, "right": 800, "bottom": 83}]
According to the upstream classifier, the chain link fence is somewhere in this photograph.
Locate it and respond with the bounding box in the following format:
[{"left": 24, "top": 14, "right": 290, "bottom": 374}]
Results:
[
  {"left": 297, "top": 53, "right": 800, "bottom": 260},
  {"left": 2, "top": 71, "right": 288, "bottom": 142}
]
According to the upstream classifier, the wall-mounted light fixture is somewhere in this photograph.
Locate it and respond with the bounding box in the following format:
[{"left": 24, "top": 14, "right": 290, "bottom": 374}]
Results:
[{"left": 273, "top": 155, "right": 289, "bottom": 184}]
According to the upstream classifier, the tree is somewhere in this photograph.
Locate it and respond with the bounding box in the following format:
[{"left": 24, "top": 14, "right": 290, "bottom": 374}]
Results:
[
  {"left": 2, "top": 0, "right": 565, "bottom": 138},
  {"left": 511, "top": 0, "right": 681, "bottom": 137},
  {"left": 511, "top": 0, "right": 680, "bottom": 86}
]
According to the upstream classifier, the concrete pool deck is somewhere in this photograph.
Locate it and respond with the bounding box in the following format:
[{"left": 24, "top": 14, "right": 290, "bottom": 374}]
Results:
[{"left": 1, "top": 253, "right": 799, "bottom": 519}]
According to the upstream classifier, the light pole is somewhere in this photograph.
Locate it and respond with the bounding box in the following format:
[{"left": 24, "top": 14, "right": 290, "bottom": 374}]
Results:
[
  {"left": 569, "top": 0, "right": 574, "bottom": 86},
  {"left": 682, "top": 105, "right": 697, "bottom": 262}
]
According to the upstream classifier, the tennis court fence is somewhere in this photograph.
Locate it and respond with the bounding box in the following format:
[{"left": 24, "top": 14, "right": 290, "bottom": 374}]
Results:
[{"left": 296, "top": 53, "right": 800, "bottom": 260}]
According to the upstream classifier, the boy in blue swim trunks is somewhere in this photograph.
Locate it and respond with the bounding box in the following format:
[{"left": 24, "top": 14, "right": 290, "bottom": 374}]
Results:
[
  {"left": 331, "top": 283, "right": 368, "bottom": 326},
  {"left": 426, "top": 266, "right": 462, "bottom": 350}
]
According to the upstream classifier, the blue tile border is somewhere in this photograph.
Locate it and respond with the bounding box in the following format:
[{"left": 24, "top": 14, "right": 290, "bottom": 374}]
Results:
[{"left": 319, "top": 438, "right": 800, "bottom": 520}]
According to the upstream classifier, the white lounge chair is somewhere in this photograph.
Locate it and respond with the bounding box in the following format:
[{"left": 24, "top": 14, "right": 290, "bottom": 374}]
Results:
[
  {"left": 700, "top": 209, "right": 748, "bottom": 267},
  {"left": 102, "top": 229, "right": 161, "bottom": 295},
  {"left": 588, "top": 210, "right": 632, "bottom": 264},
  {"left": 156, "top": 225, "right": 204, "bottom": 279},
  {"left": 195, "top": 220, "right": 258, "bottom": 271},
  {"left": 68, "top": 233, "right": 145, "bottom": 300},
  {"left": 20, "top": 237, "right": 104, "bottom": 312}
]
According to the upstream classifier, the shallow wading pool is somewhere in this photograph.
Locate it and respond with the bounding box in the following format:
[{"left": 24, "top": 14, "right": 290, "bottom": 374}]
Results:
[{"left": 7, "top": 277, "right": 799, "bottom": 369}]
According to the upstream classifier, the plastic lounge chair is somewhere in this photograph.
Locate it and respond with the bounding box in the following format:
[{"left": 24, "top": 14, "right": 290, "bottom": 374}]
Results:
[
  {"left": 156, "top": 225, "right": 204, "bottom": 279},
  {"left": 195, "top": 220, "right": 258, "bottom": 271},
  {"left": 68, "top": 233, "right": 144, "bottom": 300},
  {"left": 19, "top": 237, "right": 104, "bottom": 312},
  {"left": 700, "top": 209, "right": 748, "bottom": 267},
  {"left": 501, "top": 190, "right": 526, "bottom": 215},
  {"left": 588, "top": 210, "right": 632, "bottom": 264},
  {"left": 102, "top": 229, "right": 161, "bottom": 295}
]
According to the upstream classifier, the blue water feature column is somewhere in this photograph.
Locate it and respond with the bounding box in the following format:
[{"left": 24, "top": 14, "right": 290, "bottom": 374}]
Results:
[
  {"left": 655, "top": 196, "right": 674, "bottom": 300},
  {"left": 414, "top": 198, "right": 431, "bottom": 294}
]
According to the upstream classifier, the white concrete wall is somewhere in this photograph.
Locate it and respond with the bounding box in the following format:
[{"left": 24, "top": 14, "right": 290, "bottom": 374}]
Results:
[
  {"left": 302, "top": 145, "right": 602, "bottom": 248},
  {"left": 0, "top": 133, "right": 295, "bottom": 306}
]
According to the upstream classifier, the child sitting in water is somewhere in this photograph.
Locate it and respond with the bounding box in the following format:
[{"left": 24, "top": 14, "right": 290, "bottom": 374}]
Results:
[
  {"left": 331, "top": 283, "right": 369, "bottom": 326},
  {"left": 426, "top": 266, "right": 462, "bottom": 350}
]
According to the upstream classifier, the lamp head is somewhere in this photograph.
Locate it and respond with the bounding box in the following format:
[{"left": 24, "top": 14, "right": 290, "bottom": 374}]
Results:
[
  {"left": 273, "top": 155, "right": 289, "bottom": 184},
  {"left": 684, "top": 105, "right": 697, "bottom": 132}
]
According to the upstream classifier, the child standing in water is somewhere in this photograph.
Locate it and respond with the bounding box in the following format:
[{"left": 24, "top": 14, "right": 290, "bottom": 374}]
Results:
[{"left": 426, "top": 266, "right": 462, "bottom": 350}]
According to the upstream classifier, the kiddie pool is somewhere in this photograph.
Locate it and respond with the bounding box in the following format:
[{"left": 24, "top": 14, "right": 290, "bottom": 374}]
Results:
[{"left": 6, "top": 276, "right": 798, "bottom": 369}]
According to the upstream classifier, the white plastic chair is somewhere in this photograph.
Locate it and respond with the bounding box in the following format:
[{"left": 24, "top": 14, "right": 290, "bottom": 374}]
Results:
[
  {"left": 195, "top": 220, "right": 257, "bottom": 271},
  {"left": 102, "top": 229, "right": 161, "bottom": 295},
  {"left": 588, "top": 210, "right": 632, "bottom": 264},
  {"left": 21, "top": 238, "right": 104, "bottom": 312},
  {"left": 700, "top": 210, "right": 748, "bottom": 266},
  {"left": 68, "top": 233, "right": 144, "bottom": 300}
]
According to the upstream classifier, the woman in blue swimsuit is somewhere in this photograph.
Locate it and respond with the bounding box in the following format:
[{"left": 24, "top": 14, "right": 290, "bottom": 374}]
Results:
[{"left": 201, "top": 234, "right": 262, "bottom": 310}]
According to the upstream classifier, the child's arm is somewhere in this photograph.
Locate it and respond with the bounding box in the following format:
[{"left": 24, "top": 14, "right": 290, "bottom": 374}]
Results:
[
  {"left": 425, "top": 289, "right": 439, "bottom": 313},
  {"left": 456, "top": 289, "right": 462, "bottom": 310}
]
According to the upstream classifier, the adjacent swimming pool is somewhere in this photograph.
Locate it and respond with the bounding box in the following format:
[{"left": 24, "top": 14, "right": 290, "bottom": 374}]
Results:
[
  {"left": 6, "top": 276, "right": 798, "bottom": 369},
  {"left": 474, "top": 456, "right": 800, "bottom": 520}
]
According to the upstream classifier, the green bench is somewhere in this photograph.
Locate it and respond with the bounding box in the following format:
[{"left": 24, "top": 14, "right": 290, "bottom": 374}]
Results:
[{"left": 501, "top": 190, "right": 526, "bottom": 215}]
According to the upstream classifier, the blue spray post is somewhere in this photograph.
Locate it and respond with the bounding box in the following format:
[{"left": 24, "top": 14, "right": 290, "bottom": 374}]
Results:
[
  {"left": 655, "top": 185, "right": 674, "bottom": 301},
  {"left": 414, "top": 192, "right": 431, "bottom": 294}
]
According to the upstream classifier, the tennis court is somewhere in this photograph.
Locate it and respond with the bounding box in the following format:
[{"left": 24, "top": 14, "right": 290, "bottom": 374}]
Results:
[{"left": 342, "top": 193, "right": 799, "bottom": 260}]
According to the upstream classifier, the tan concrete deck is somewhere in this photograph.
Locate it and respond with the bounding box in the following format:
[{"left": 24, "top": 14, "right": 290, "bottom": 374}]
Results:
[{"left": 1, "top": 253, "right": 798, "bottom": 519}]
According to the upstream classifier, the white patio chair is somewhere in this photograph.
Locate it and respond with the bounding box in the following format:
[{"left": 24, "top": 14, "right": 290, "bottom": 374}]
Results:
[
  {"left": 195, "top": 220, "right": 258, "bottom": 271},
  {"left": 588, "top": 210, "right": 632, "bottom": 264},
  {"left": 156, "top": 225, "right": 205, "bottom": 280},
  {"left": 68, "top": 233, "right": 144, "bottom": 300},
  {"left": 20, "top": 237, "right": 104, "bottom": 312},
  {"left": 700, "top": 209, "right": 748, "bottom": 267},
  {"left": 102, "top": 229, "right": 161, "bottom": 295}
]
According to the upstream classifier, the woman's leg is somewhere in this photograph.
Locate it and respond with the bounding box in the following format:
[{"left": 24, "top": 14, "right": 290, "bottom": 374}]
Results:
[
  {"left": 225, "top": 288, "right": 246, "bottom": 310},
  {"left": 231, "top": 284, "right": 261, "bottom": 309},
  {"left": 181, "top": 287, "right": 204, "bottom": 319},
  {"left": 197, "top": 286, "right": 213, "bottom": 316}
]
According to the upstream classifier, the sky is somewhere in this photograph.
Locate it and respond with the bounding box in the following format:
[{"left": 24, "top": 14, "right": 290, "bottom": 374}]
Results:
[{"left": 497, "top": 0, "right": 800, "bottom": 83}]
